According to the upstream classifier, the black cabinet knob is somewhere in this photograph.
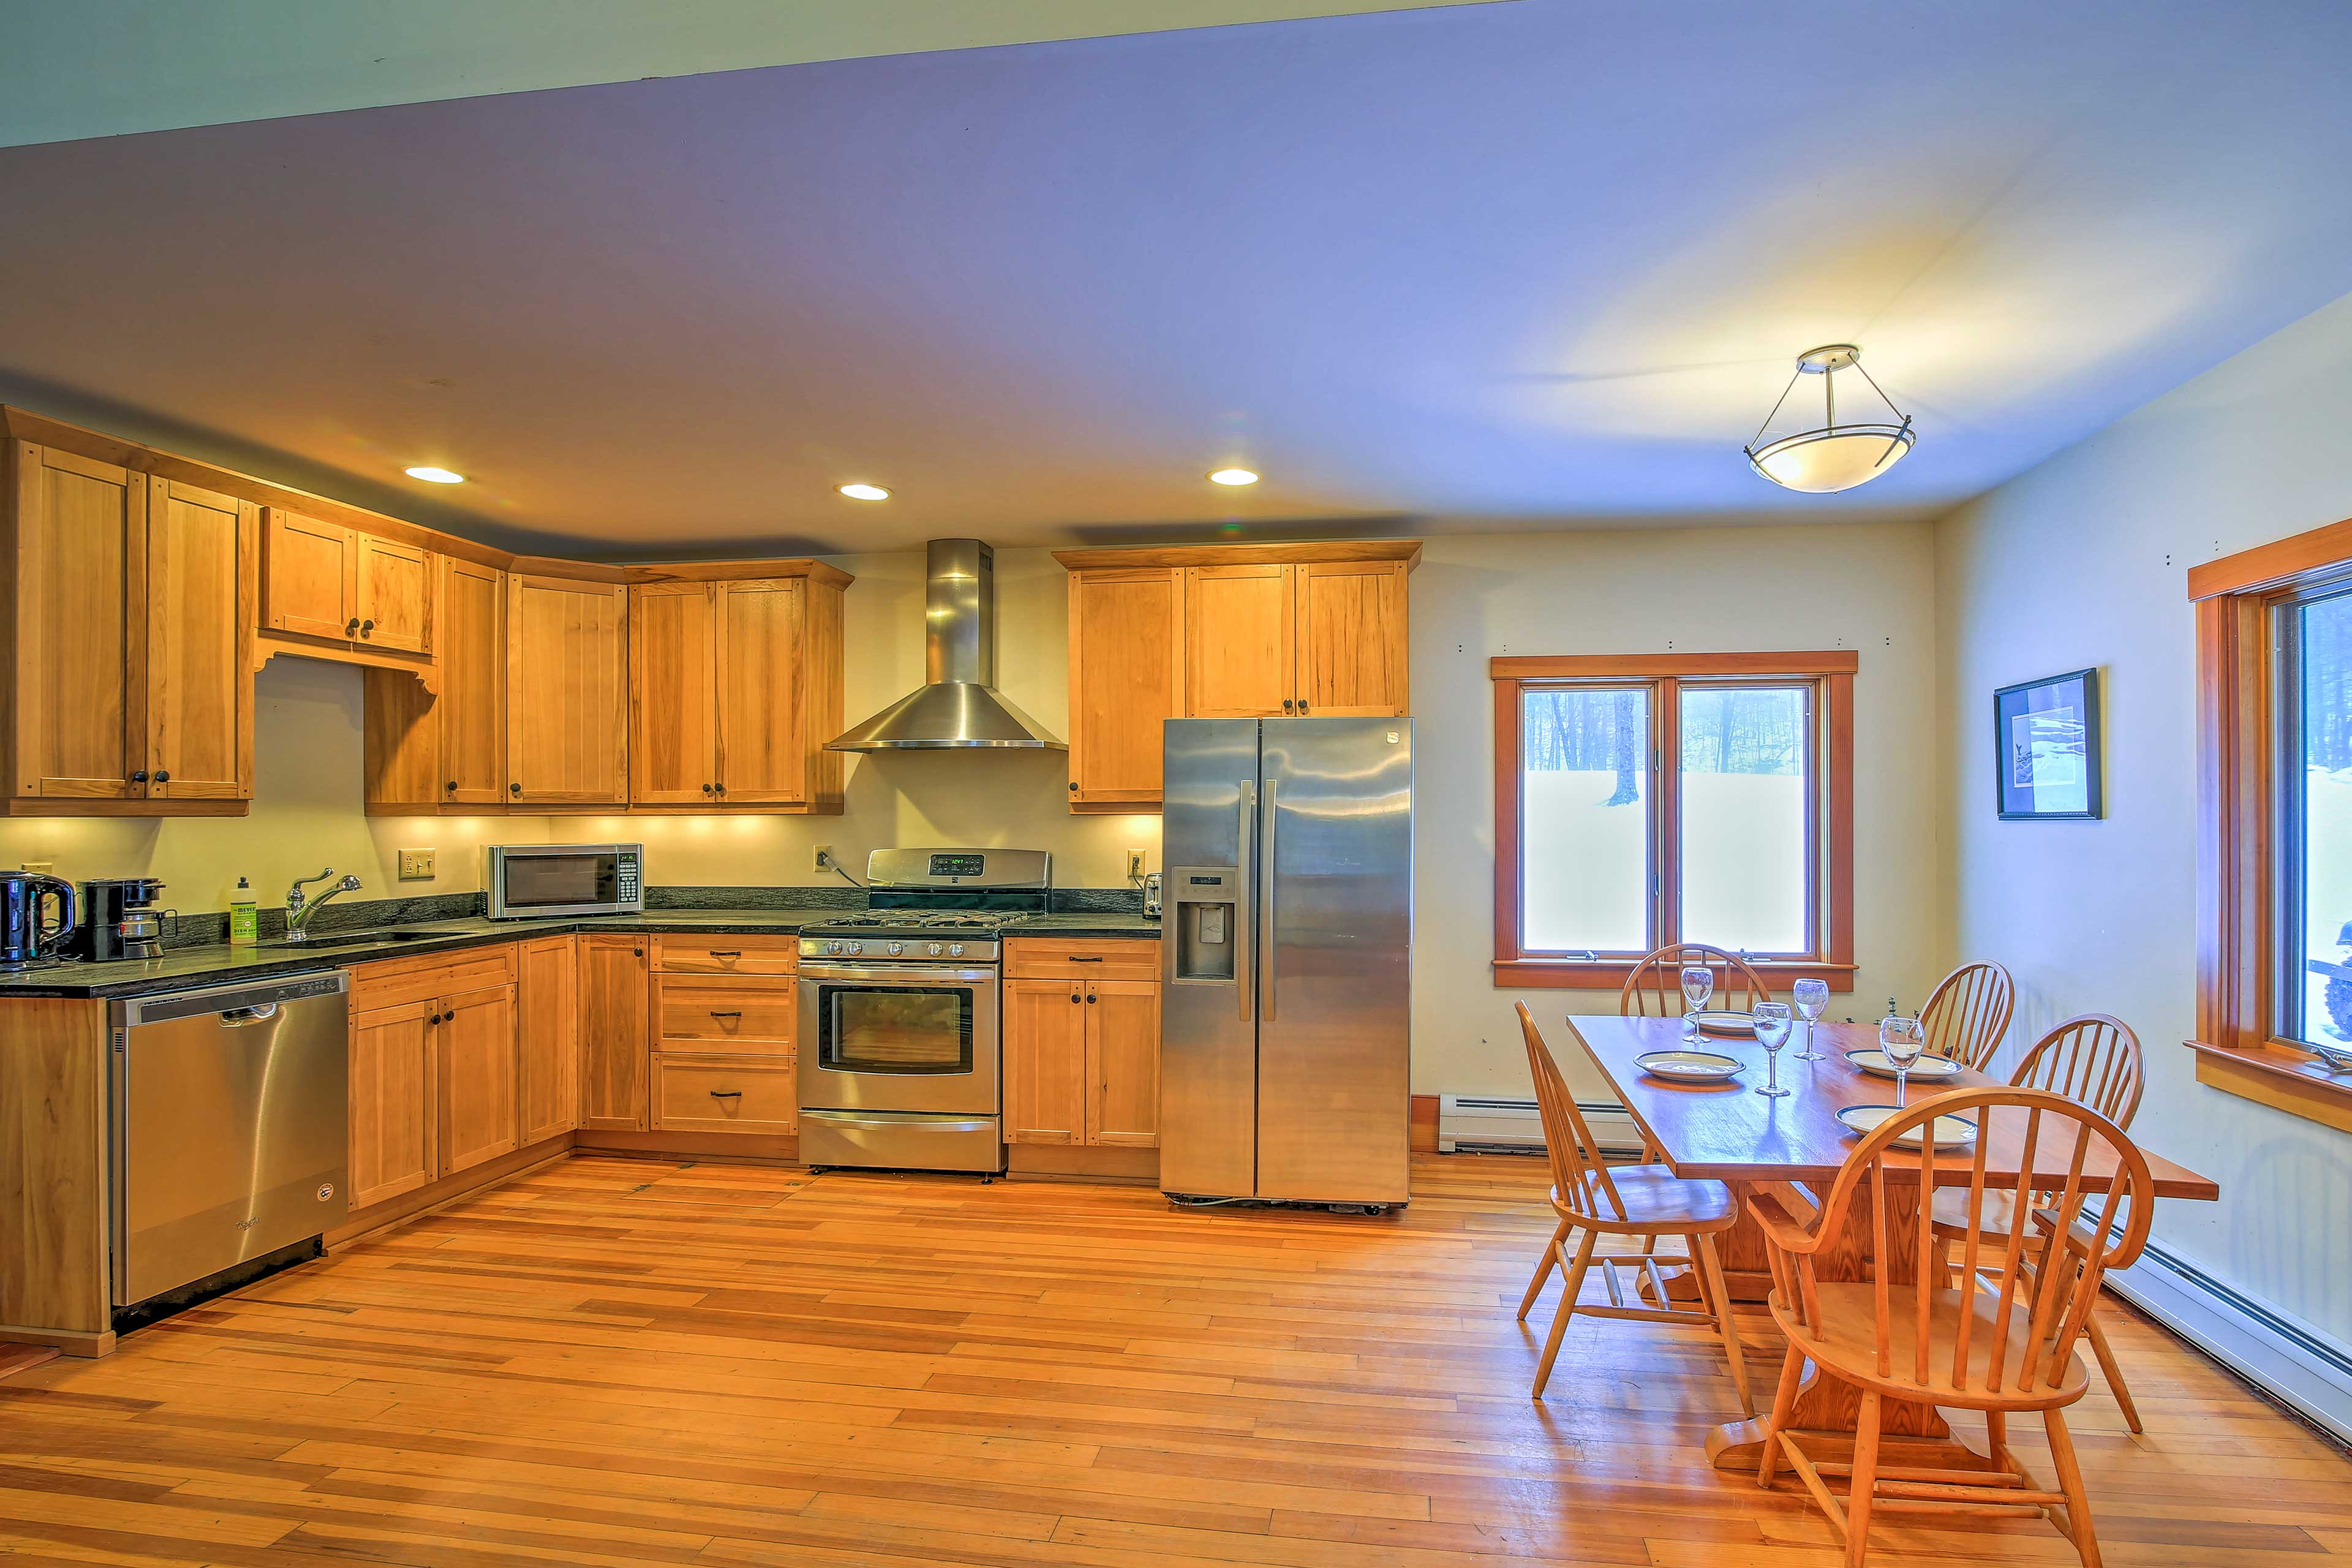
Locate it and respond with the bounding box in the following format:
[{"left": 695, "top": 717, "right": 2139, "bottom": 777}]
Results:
[
  {"left": 360, "top": 619, "right": 374, "bottom": 637},
  {"left": 1068, "top": 782, "right": 1079, "bottom": 791},
  {"left": 129, "top": 769, "right": 148, "bottom": 783},
  {"left": 1086, "top": 992, "right": 1098, "bottom": 1003},
  {"left": 509, "top": 782, "right": 521, "bottom": 794},
  {"left": 445, "top": 780, "right": 457, "bottom": 791},
  {"left": 701, "top": 783, "right": 713, "bottom": 794},
  {"left": 153, "top": 771, "right": 170, "bottom": 783},
  {"left": 1069, "top": 992, "right": 1080, "bottom": 1003},
  {"left": 345, "top": 617, "right": 360, "bottom": 636}
]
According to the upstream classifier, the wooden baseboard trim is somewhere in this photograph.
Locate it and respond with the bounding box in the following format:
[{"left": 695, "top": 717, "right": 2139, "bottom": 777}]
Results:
[
  {"left": 1409, "top": 1094, "right": 1439, "bottom": 1153},
  {"left": 1006, "top": 1144, "right": 1159, "bottom": 1183},
  {"left": 0, "top": 1322, "right": 114, "bottom": 1359},
  {"left": 328, "top": 1134, "right": 575, "bottom": 1247},
  {"left": 574, "top": 1129, "right": 801, "bottom": 1163}
]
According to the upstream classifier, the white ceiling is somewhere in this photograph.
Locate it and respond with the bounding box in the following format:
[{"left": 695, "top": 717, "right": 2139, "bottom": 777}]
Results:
[{"left": 1, "top": 0, "right": 2348, "bottom": 556}]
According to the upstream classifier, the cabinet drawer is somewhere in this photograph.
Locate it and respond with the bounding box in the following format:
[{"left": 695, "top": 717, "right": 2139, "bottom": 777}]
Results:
[
  {"left": 652, "top": 1057, "right": 799, "bottom": 1134},
  {"left": 1004, "top": 938, "right": 1160, "bottom": 981},
  {"left": 350, "top": 945, "right": 518, "bottom": 1012},
  {"left": 656, "top": 975, "right": 796, "bottom": 1055},
  {"left": 652, "top": 934, "right": 799, "bottom": 976}
]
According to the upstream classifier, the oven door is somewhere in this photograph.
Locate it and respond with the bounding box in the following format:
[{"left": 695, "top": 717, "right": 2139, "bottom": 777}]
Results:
[
  {"left": 797, "top": 962, "right": 1000, "bottom": 1116},
  {"left": 488, "top": 845, "right": 641, "bottom": 918}
]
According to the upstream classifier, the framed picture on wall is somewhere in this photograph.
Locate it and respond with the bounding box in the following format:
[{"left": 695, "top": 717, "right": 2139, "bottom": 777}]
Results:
[{"left": 1994, "top": 668, "right": 2103, "bottom": 820}]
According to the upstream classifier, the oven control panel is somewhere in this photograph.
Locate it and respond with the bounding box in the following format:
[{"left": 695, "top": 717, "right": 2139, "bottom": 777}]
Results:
[{"left": 800, "top": 935, "right": 1001, "bottom": 963}]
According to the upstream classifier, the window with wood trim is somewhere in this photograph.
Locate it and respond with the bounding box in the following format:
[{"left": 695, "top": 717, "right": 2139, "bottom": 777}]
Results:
[
  {"left": 1491, "top": 652, "right": 1856, "bottom": 990},
  {"left": 2191, "top": 514, "right": 2352, "bottom": 1133}
]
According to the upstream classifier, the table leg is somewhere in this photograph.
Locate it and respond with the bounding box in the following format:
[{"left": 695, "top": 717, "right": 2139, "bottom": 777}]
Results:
[{"left": 1706, "top": 1177, "right": 1970, "bottom": 1473}]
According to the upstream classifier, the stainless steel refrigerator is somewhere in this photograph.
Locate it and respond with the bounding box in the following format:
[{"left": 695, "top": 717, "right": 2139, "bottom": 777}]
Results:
[{"left": 1159, "top": 717, "right": 1412, "bottom": 1209}]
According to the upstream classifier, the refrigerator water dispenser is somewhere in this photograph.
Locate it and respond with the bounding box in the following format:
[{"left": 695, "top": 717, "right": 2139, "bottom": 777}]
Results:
[{"left": 1169, "top": 867, "right": 1238, "bottom": 982}]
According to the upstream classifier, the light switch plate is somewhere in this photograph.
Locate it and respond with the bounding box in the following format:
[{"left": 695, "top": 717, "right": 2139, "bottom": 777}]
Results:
[{"left": 397, "top": 848, "right": 435, "bottom": 881}]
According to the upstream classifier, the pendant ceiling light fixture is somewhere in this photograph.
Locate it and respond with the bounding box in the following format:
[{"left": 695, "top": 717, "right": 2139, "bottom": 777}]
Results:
[{"left": 1744, "top": 344, "right": 1915, "bottom": 494}]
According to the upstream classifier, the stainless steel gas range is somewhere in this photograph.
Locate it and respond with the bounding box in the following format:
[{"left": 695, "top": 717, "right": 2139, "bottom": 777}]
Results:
[{"left": 796, "top": 848, "right": 1049, "bottom": 1175}]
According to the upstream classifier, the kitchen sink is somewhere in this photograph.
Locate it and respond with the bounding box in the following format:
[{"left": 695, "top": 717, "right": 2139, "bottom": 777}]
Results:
[{"left": 258, "top": 929, "right": 442, "bottom": 951}]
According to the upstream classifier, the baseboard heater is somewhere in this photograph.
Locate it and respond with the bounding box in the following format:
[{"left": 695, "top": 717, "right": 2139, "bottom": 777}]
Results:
[{"left": 1437, "top": 1093, "right": 1645, "bottom": 1159}]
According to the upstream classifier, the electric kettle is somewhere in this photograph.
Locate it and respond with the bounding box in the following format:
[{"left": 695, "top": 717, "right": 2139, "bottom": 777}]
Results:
[{"left": 0, "top": 870, "right": 78, "bottom": 967}]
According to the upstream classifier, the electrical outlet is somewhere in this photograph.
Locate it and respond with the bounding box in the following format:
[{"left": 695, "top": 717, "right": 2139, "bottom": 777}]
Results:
[
  {"left": 397, "top": 848, "right": 435, "bottom": 881},
  {"left": 1125, "top": 849, "right": 1147, "bottom": 880},
  {"left": 813, "top": 845, "right": 835, "bottom": 873},
  {"left": 20, "top": 861, "right": 54, "bottom": 875}
]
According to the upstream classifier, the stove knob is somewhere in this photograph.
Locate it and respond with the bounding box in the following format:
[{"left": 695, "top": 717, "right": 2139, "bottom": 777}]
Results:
[
  {"left": 825, "top": 941, "right": 842, "bottom": 956},
  {"left": 949, "top": 942, "right": 964, "bottom": 957},
  {"left": 848, "top": 941, "right": 864, "bottom": 956},
  {"left": 888, "top": 941, "right": 903, "bottom": 956},
  {"left": 928, "top": 942, "right": 944, "bottom": 956}
]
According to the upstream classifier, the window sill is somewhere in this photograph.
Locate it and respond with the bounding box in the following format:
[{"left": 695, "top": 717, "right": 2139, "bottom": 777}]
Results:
[
  {"left": 1493, "top": 959, "right": 1858, "bottom": 992},
  {"left": 2186, "top": 1038, "right": 2352, "bottom": 1134}
]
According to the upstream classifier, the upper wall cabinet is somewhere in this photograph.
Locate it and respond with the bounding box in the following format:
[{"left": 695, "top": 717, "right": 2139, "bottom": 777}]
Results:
[
  {"left": 259, "top": 507, "right": 435, "bottom": 669},
  {"left": 1052, "top": 541, "right": 1419, "bottom": 812},
  {"left": 1, "top": 442, "right": 255, "bottom": 816},
  {"left": 363, "top": 556, "right": 507, "bottom": 813},
  {"left": 508, "top": 573, "right": 630, "bottom": 807}
]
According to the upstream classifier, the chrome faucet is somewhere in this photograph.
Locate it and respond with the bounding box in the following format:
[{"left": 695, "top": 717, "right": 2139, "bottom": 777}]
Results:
[{"left": 285, "top": 869, "right": 362, "bottom": 941}]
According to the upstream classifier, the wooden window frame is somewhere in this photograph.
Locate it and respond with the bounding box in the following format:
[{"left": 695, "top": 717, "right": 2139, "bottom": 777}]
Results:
[
  {"left": 2188, "top": 514, "right": 2352, "bottom": 1132},
  {"left": 1491, "top": 651, "right": 1856, "bottom": 990}
]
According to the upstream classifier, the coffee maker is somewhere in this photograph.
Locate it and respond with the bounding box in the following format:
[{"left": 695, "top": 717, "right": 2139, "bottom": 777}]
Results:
[
  {"left": 75, "top": 877, "right": 172, "bottom": 962},
  {"left": 0, "top": 871, "right": 77, "bottom": 970}
]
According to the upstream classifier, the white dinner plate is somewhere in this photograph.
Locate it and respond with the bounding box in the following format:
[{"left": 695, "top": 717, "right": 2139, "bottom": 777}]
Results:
[
  {"left": 1690, "top": 1009, "right": 1757, "bottom": 1036},
  {"left": 1845, "top": 1049, "right": 1961, "bottom": 1082},
  {"left": 1836, "top": 1102, "right": 1978, "bottom": 1150},
  {"left": 1636, "top": 1049, "right": 1743, "bottom": 1082}
]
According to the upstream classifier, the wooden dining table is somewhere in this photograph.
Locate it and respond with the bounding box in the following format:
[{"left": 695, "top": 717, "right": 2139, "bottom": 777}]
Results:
[{"left": 1560, "top": 1014, "right": 2222, "bottom": 1474}]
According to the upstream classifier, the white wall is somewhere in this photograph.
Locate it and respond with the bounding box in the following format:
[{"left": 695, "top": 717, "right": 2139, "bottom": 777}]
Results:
[
  {"left": 1409, "top": 524, "right": 1945, "bottom": 1101},
  {"left": 1936, "top": 289, "right": 2352, "bottom": 1348}
]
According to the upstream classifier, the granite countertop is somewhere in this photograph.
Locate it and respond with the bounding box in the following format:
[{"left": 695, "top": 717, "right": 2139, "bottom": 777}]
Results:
[{"left": 0, "top": 907, "right": 1160, "bottom": 1000}]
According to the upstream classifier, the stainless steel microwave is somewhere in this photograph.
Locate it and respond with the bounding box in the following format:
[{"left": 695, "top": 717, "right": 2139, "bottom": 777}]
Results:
[{"left": 487, "top": 843, "right": 643, "bottom": 918}]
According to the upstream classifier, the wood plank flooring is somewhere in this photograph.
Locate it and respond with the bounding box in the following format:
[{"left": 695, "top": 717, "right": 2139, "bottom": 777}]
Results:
[{"left": 0, "top": 1152, "right": 2343, "bottom": 1566}]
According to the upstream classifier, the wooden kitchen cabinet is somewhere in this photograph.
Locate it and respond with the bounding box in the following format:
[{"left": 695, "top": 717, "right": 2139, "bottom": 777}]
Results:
[
  {"left": 578, "top": 935, "right": 652, "bottom": 1130},
  {"left": 509, "top": 573, "right": 630, "bottom": 806},
  {"left": 2, "top": 444, "right": 257, "bottom": 815},
  {"left": 260, "top": 508, "right": 434, "bottom": 660},
  {"left": 349, "top": 997, "right": 438, "bottom": 1210},
  {"left": 436, "top": 981, "right": 520, "bottom": 1177},
  {"left": 1002, "top": 941, "right": 1161, "bottom": 1148},
  {"left": 363, "top": 556, "right": 507, "bottom": 814},
  {"left": 1053, "top": 540, "right": 1417, "bottom": 812},
  {"left": 516, "top": 935, "right": 579, "bottom": 1146},
  {"left": 1066, "top": 567, "right": 1182, "bottom": 811},
  {"left": 630, "top": 581, "right": 718, "bottom": 804}
]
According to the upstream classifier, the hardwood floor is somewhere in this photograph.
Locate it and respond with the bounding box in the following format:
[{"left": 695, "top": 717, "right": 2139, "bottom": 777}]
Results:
[{"left": 0, "top": 1153, "right": 2342, "bottom": 1566}]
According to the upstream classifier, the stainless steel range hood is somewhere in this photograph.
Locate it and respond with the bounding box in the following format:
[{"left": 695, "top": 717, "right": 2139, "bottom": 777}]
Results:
[{"left": 827, "top": 539, "right": 1066, "bottom": 752}]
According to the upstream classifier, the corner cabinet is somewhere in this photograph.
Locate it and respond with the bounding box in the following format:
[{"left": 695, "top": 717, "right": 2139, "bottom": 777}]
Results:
[
  {"left": 1052, "top": 540, "right": 1418, "bottom": 812},
  {"left": 1, "top": 442, "right": 257, "bottom": 816}
]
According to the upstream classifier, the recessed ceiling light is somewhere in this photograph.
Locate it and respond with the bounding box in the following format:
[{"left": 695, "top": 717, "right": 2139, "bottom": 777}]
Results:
[
  {"left": 404, "top": 466, "right": 465, "bottom": 484},
  {"left": 838, "top": 482, "right": 891, "bottom": 501},
  {"left": 1208, "top": 468, "right": 1259, "bottom": 486}
]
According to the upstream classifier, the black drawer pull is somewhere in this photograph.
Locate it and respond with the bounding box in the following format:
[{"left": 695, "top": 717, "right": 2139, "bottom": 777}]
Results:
[
  {"left": 709, "top": 1090, "right": 742, "bottom": 1099},
  {"left": 708, "top": 1011, "right": 743, "bottom": 1019},
  {"left": 707, "top": 949, "right": 742, "bottom": 957},
  {"left": 1068, "top": 956, "right": 1104, "bottom": 963}
]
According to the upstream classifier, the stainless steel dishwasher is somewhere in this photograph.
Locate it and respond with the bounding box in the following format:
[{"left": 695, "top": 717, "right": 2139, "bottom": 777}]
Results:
[{"left": 110, "top": 971, "right": 351, "bottom": 1307}]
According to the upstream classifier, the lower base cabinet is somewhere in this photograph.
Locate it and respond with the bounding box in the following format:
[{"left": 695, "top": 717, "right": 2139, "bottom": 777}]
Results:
[
  {"left": 653, "top": 1057, "right": 800, "bottom": 1133},
  {"left": 517, "top": 935, "right": 579, "bottom": 1144},
  {"left": 437, "top": 981, "right": 519, "bottom": 1176},
  {"left": 350, "top": 997, "right": 437, "bottom": 1209},
  {"left": 1003, "top": 941, "right": 1161, "bottom": 1148},
  {"left": 579, "top": 937, "right": 652, "bottom": 1130},
  {"left": 349, "top": 947, "right": 522, "bottom": 1212}
]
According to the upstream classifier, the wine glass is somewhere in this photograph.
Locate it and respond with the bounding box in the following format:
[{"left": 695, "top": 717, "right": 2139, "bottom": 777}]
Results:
[
  {"left": 1791, "top": 978, "right": 1830, "bottom": 1061},
  {"left": 1752, "top": 1001, "right": 1793, "bottom": 1098},
  {"left": 1679, "top": 965, "right": 1714, "bottom": 1036},
  {"left": 1880, "top": 1012, "right": 1926, "bottom": 1107}
]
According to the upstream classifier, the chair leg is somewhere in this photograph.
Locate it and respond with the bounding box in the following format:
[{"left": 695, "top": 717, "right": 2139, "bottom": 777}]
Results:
[
  {"left": 2042, "top": 1408, "right": 2103, "bottom": 1568},
  {"left": 1517, "top": 1216, "right": 1570, "bottom": 1322},
  {"left": 1532, "top": 1230, "right": 1597, "bottom": 1400},
  {"left": 1844, "top": 1390, "right": 1882, "bottom": 1568},
  {"left": 2084, "top": 1311, "right": 2143, "bottom": 1434},
  {"left": 1984, "top": 1409, "right": 2008, "bottom": 1469},
  {"left": 1694, "top": 1231, "right": 1752, "bottom": 1415},
  {"left": 1756, "top": 1343, "right": 1804, "bottom": 1488}
]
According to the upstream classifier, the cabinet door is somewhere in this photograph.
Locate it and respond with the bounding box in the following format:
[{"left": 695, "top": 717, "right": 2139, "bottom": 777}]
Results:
[
  {"left": 354, "top": 535, "right": 434, "bottom": 655},
  {"left": 1185, "top": 564, "right": 1294, "bottom": 717},
  {"left": 714, "top": 578, "right": 807, "bottom": 803},
  {"left": 350, "top": 1000, "right": 437, "bottom": 1209},
  {"left": 508, "top": 574, "right": 629, "bottom": 805},
  {"left": 578, "top": 936, "right": 651, "bottom": 1130},
  {"left": 517, "top": 935, "right": 578, "bottom": 1145},
  {"left": 8, "top": 443, "right": 146, "bottom": 801},
  {"left": 628, "top": 582, "right": 718, "bottom": 804},
  {"left": 146, "top": 478, "right": 254, "bottom": 801},
  {"left": 1068, "top": 568, "right": 1180, "bottom": 809},
  {"left": 439, "top": 558, "right": 507, "bottom": 805},
  {"left": 1086, "top": 981, "right": 1161, "bottom": 1147},
  {"left": 1294, "top": 560, "right": 1408, "bottom": 716},
  {"left": 261, "top": 509, "right": 355, "bottom": 640},
  {"left": 437, "top": 982, "right": 519, "bottom": 1177},
  {"left": 1003, "top": 977, "right": 1088, "bottom": 1145}
]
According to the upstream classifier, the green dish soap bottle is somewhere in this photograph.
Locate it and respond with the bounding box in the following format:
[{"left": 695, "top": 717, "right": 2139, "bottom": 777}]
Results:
[{"left": 229, "top": 877, "right": 259, "bottom": 947}]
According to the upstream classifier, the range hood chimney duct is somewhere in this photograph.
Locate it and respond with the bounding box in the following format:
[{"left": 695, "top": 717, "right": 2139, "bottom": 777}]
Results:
[{"left": 826, "top": 539, "right": 1066, "bottom": 752}]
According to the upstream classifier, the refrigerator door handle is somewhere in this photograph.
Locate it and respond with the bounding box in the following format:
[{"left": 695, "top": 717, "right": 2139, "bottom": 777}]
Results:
[
  {"left": 1259, "top": 776, "right": 1278, "bottom": 1022},
  {"left": 1236, "top": 780, "right": 1255, "bottom": 1023}
]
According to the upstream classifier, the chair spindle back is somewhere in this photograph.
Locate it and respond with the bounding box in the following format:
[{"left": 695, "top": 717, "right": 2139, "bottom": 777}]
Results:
[
  {"left": 1516, "top": 1003, "right": 1626, "bottom": 1223},
  {"left": 1619, "top": 943, "right": 1773, "bottom": 1017},
  {"left": 1920, "top": 960, "right": 2015, "bottom": 1071},
  {"left": 2012, "top": 1013, "right": 2144, "bottom": 1128}
]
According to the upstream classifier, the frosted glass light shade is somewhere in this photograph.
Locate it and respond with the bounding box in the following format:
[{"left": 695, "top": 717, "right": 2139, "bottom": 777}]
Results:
[{"left": 1747, "top": 423, "right": 1914, "bottom": 494}]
